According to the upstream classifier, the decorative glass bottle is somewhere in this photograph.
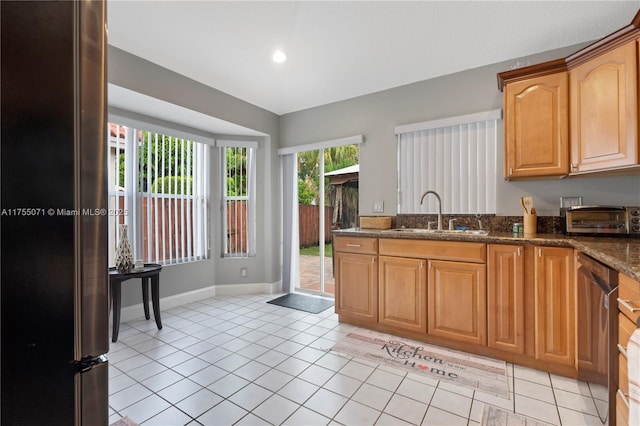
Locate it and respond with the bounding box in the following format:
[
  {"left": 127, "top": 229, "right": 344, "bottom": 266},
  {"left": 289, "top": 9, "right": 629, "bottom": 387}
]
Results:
[{"left": 114, "top": 224, "right": 133, "bottom": 273}]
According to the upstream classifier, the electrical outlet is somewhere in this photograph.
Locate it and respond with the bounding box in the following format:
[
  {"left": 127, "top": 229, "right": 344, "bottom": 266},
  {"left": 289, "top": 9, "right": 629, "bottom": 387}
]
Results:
[
  {"left": 240, "top": 267, "right": 248, "bottom": 277},
  {"left": 373, "top": 201, "right": 384, "bottom": 213}
]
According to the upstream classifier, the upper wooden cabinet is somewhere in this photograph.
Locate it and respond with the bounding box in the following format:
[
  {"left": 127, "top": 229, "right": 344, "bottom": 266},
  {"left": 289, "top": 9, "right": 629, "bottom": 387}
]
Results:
[
  {"left": 569, "top": 41, "right": 638, "bottom": 173},
  {"left": 498, "top": 10, "right": 640, "bottom": 179},
  {"left": 503, "top": 72, "right": 569, "bottom": 179}
]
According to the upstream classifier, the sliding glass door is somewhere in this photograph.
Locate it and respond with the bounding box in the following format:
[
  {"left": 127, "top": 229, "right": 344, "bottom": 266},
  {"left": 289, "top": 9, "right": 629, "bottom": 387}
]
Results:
[{"left": 295, "top": 145, "right": 359, "bottom": 296}]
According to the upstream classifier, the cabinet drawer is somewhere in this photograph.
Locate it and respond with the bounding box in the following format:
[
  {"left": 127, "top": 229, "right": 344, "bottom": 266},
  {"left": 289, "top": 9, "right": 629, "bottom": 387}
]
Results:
[
  {"left": 619, "top": 313, "right": 637, "bottom": 350},
  {"left": 617, "top": 389, "right": 630, "bottom": 426},
  {"left": 334, "top": 236, "right": 378, "bottom": 255},
  {"left": 619, "top": 352, "right": 628, "bottom": 395},
  {"left": 379, "top": 238, "right": 486, "bottom": 263},
  {"left": 619, "top": 273, "right": 640, "bottom": 325}
]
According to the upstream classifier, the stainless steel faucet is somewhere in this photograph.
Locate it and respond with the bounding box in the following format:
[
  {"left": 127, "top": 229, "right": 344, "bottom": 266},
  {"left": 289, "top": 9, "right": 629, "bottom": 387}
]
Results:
[{"left": 420, "top": 190, "right": 442, "bottom": 230}]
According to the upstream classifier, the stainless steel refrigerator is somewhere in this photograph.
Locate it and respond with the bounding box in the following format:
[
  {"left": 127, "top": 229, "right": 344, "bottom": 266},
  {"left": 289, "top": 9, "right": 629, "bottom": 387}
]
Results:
[{"left": 1, "top": 1, "right": 109, "bottom": 424}]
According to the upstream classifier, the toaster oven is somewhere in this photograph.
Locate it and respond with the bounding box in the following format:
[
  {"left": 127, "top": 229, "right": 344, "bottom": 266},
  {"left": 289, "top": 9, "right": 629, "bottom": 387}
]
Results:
[{"left": 561, "top": 206, "right": 640, "bottom": 236}]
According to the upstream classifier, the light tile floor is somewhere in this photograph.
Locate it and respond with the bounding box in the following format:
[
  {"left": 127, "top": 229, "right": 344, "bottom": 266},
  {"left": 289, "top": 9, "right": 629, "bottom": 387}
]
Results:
[{"left": 108, "top": 293, "right": 609, "bottom": 425}]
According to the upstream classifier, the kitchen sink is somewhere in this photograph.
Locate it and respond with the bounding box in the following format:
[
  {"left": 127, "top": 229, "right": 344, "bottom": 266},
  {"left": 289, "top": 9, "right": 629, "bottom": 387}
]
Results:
[{"left": 382, "top": 228, "right": 488, "bottom": 236}]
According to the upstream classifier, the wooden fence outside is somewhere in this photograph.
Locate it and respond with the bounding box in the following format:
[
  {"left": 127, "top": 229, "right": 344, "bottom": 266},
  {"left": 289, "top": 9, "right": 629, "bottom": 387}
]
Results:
[
  {"left": 113, "top": 197, "right": 333, "bottom": 261},
  {"left": 298, "top": 204, "right": 333, "bottom": 248},
  {"left": 116, "top": 195, "right": 196, "bottom": 263}
]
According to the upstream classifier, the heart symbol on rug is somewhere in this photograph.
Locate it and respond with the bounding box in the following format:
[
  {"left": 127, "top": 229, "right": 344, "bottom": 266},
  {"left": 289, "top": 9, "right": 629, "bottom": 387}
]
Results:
[{"left": 417, "top": 364, "right": 428, "bottom": 370}]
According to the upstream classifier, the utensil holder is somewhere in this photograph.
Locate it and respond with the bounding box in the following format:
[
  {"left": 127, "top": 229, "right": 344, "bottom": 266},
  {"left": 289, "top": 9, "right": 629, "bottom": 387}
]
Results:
[{"left": 524, "top": 213, "right": 537, "bottom": 236}]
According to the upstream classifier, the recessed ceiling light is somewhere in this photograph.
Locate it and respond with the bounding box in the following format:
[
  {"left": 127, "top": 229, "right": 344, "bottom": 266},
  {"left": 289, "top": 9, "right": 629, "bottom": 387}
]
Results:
[{"left": 272, "top": 50, "right": 287, "bottom": 63}]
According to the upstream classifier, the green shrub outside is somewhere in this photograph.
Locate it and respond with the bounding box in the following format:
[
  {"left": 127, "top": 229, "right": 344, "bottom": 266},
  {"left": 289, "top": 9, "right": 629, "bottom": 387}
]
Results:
[{"left": 151, "top": 176, "right": 193, "bottom": 194}]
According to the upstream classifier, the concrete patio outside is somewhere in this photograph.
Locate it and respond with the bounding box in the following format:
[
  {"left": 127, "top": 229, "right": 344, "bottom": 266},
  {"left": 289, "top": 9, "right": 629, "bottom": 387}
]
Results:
[{"left": 298, "top": 254, "right": 335, "bottom": 295}]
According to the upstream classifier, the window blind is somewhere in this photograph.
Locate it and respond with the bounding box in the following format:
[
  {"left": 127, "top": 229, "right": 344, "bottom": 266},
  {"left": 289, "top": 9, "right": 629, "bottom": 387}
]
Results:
[{"left": 396, "top": 110, "right": 500, "bottom": 214}]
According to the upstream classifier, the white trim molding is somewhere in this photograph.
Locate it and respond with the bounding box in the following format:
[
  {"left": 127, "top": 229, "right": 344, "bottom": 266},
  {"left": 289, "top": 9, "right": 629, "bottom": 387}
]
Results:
[
  {"left": 116, "top": 281, "right": 282, "bottom": 323},
  {"left": 277, "top": 134, "right": 364, "bottom": 156},
  {"left": 394, "top": 109, "right": 502, "bottom": 135}
]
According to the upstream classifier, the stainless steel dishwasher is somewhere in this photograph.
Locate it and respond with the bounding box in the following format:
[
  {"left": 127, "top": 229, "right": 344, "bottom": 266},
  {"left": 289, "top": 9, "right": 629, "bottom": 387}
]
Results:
[{"left": 576, "top": 252, "right": 619, "bottom": 424}]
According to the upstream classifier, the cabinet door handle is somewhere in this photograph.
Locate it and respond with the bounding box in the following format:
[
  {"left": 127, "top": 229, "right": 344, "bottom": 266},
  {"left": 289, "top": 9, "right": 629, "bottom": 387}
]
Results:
[
  {"left": 509, "top": 167, "right": 513, "bottom": 176},
  {"left": 538, "top": 248, "right": 542, "bottom": 257},
  {"left": 618, "top": 298, "right": 640, "bottom": 313},
  {"left": 346, "top": 243, "right": 361, "bottom": 247},
  {"left": 517, "top": 247, "right": 521, "bottom": 256},
  {"left": 371, "top": 257, "right": 376, "bottom": 264},
  {"left": 617, "top": 343, "right": 628, "bottom": 358},
  {"left": 618, "top": 389, "right": 630, "bottom": 409}
]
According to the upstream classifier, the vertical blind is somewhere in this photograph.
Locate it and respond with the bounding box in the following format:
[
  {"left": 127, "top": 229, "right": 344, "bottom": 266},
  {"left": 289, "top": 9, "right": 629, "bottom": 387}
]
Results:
[
  {"left": 219, "top": 140, "right": 258, "bottom": 258},
  {"left": 108, "top": 123, "right": 210, "bottom": 266},
  {"left": 395, "top": 110, "right": 501, "bottom": 214}
]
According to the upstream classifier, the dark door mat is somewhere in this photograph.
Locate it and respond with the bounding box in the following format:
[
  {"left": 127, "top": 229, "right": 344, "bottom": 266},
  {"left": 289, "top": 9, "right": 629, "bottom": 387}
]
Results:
[{"left": 267, "top": 293, "right": 334, "bottom": 314}]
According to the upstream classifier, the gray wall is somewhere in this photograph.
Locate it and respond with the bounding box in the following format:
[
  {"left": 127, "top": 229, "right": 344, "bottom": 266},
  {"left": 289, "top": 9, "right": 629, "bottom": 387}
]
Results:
[
  {"left": 108, "top": 47, "right": 282, "bottom": 307},
  {"left": 109, "top": 41, "right": 640, "bottom": 308},
  {"left": 280, "top": 44, "right": 640, "bottom": 217}
]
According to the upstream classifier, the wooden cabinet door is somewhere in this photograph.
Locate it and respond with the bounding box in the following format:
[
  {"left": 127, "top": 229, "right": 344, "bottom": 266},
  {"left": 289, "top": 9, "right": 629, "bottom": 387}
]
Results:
[
  {"left": 378, "top": 256, "right": 427, "bottom": 333},
  {"left": 504, "top": 72, "right": 569, "bottom": 179},
  {"left": 570, "top": 41, "right": 638, "bottom": 173},
  {"left": 428, "top": 260, "right": 486, "bottom": 345},
  {"left": 334, "top": 252, "right": 378, "bottom": 324},
  {"left": 487, "top": 244, "right": 525, "bottom": 354},
  {"left": 534, "top": 247, "right": 575, "bottom": 366}
]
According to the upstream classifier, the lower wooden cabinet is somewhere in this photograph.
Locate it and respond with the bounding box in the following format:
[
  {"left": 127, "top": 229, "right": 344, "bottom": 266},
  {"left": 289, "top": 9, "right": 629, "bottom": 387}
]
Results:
[
  {"left": 334, "top": 251, "right": 378, "bottom": 324},
  {"left": 487, "top": 244, "right": 525, "bottom": 354},
  {"left": 533, "top": 246, "right": 575, "bottom": 366},
  {"left": 334, "top": 235, "right": 588, "bottom": 381},
  {"left": 616, "top": 272, "right": 640, "bottom": 426},
  {"left": 378, "top": 256, "right": 427, "bottom": 333},
  {"left": 427, "top": 260, "right": 486, "bottom": 345}
]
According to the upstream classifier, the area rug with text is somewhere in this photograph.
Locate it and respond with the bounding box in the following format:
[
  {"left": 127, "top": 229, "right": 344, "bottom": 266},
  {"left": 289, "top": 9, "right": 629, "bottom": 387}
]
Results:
[{"left": 331, "top": 329, "right": 509, "bottom": 398}]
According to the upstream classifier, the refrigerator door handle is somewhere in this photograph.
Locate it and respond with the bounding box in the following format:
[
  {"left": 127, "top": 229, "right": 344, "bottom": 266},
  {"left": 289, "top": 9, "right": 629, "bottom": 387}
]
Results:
[{"left": 74, "top": 354, "right": 107, "bottom": 373}]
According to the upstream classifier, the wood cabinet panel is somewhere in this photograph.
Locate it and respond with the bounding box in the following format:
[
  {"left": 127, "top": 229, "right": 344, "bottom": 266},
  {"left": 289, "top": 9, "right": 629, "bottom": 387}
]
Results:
[
  {"left": 570, "top": 41, "right": 638, "bottom": 173},
  {"left": 534, "top": 247, "right": 575, "bottom": 366},
  {"left": 334, "top": 252, "right": 378, "bottom": 324},
  {"left": 619, "top": 272, "right": 640, "bottom": 325},
  {"left": 428, "top": 260, "right": 486, "bottom": 345},
  {"left": 487, "top": 244, "right": 525, "bottom": 354},
  {"left": 616, "top": 274, "right": 640, "bottom": 426},
  {"left": 616, "top": 389, "right": 629, "bottom": 426},
  {"left": 379, "top": 238, "right": 486, "bottom": 263},
  {"left": 334, "top": 236, "right": 378, "bottom": 255},
  {"left": 378, "top": 256, "right": 427, "bottom": 333},
  {"left": 504, "top": 72, "right": 569, "bottom": 179},
  {"left": 619, "top": 352, "right": 629, "bottom": 396}
]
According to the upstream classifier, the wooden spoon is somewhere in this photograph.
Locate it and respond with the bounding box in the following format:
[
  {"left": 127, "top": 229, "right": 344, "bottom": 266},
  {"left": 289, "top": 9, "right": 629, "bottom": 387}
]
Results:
[{"left": 523, "top": 197, "right": 533, "bottom": 214}]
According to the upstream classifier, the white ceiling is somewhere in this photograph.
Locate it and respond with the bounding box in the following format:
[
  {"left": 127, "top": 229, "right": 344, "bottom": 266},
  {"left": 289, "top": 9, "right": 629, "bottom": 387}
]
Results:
[{"left": 107, "top": 1, "right": 640, "bottom": 118}]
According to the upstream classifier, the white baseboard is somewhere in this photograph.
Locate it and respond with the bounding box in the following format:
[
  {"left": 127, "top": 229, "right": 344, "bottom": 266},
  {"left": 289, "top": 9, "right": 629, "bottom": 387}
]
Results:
[{"left": 118, "top": 280, "right": 283, "bottom": 323}]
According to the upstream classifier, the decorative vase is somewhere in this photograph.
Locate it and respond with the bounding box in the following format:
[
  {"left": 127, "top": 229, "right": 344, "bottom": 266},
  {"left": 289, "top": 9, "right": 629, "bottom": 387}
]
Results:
[{"left": 115, "top": 224, "right": 133, "bottom": 273}]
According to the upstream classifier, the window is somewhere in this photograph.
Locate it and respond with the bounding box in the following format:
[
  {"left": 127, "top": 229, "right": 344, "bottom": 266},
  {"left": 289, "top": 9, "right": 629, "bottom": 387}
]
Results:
[
  {"left": 220, "top": 141, "right": 257, "bottom": 258},
  {"left": 109, "top": 123, "right": 210, "bottom": 266},
  {"left": 395, "top": 110, "right": 501, "bottom": 214}
]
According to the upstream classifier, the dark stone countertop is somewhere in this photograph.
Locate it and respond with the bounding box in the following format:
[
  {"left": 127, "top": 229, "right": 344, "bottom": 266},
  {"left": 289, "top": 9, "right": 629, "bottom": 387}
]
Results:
[{"left": 333, "top": 228, "right": 640, "bottom": 282}]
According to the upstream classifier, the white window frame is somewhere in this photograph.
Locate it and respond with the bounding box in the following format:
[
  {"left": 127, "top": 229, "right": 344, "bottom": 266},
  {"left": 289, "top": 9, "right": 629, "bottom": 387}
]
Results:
[
  {"left": 219, "top": 140, "right": 258, "bottom": 258},
  {"left": 108, "top": 114, "right": 212, "bottom": 266}
]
